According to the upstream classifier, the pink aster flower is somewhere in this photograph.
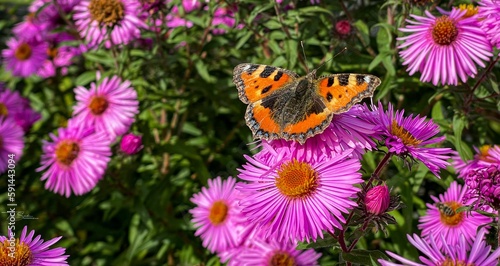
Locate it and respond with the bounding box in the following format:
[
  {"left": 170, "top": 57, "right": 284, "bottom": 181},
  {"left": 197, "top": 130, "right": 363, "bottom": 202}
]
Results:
[
  {"left": 37, "top": 119, "right": 112, "bottom": 197},
  {"left": 237, "top": 144, "right": 362, "bottom": 242},
  {"left": 378, "top": 228, "right": 500, "bottom": 266},
  {"left": 2, "top": 38, "right": 48, "bottom": 77},
  {"left": 0, "top": 226, "right": 69, "bottom": 265},
  {"left": 227, "top": 237, "right": 321, "bottom": 266},
  {"left": 72, "top": 72, "right": 139, "bottom": 140},
  {"left": 398, "top": 8, "right": 492, "bottom": 85},
  {"left": 30, "top": 0, "right": 79, "bottom": 29},
  {"left": 190, "top": 176, "right": 247, "bottom": 253},
  {"left": 369, "top": 102, "right": 452, "bottom": 177},
  {"left": 0, "top": 118, "right": 24, "bottom": 174},
  {"left": 38, "top": 33, "right": 83, "bottom": 78},
  {"left": 0, "top": 89, "right": 24, "bottom": 119},
  {"left": 418, "top": 181, "right": 492, "bottom": 250},
  {"left": 463, "top": 165, "right": 500, "bottom": 211},
  {"left": 73, "top": 0, "right": 147, "bottom": 48},
  {"left": 166, "top": 6, "right": 194, "bottom": 29},
  {"left": 478, "top": 0, "right": 500, "bottom": 48},
  {"left": 211, "top": 5, "right": 243, "bottom": 35},
  {"left": 183, "top": 0, "right": 201, "bottom": 13},
  {"left": 12, "top": 13, "right": 49, "bottom": 42},
  {"left": 453, "top": 145, "right": 500, "bottom": 179},
  {"left": 14, "top": 97, "right": 42, "bottom": 132}
]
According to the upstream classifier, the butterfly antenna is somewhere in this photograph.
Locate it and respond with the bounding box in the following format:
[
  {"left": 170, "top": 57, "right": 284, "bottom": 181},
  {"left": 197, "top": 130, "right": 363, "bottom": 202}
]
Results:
[
  {"left": 300, "top": 41, "right": 309, "bottom": 73},
  {"left": 316, "top": 47, "right": 348, "bottom": 72}
]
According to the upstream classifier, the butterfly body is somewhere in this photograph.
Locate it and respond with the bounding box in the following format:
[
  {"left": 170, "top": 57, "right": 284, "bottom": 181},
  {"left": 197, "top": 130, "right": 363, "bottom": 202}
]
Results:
[{"left": 233, "top": 63, "right": 381, "bottom": 144}]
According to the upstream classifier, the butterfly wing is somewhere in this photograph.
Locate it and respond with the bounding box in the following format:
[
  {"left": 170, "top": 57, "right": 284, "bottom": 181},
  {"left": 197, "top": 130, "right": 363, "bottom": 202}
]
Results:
[
  {"left": 316, "top": 73, "right": 381, "bottom": 114},
  {"left": 233, "top": 63, "right": 299, "bottom": 104}
]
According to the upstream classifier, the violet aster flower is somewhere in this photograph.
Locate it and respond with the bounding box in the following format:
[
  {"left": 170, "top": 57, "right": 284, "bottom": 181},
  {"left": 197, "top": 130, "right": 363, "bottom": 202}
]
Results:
[
  {"left": 0, "top": 226, "right": 69, "bottom": 265},
  {"left": 73, "top": 0, "right": 147, "bottom": 48},
  {"left": 379, "top": 228, "right": 500, "bottom": 265},
  {"left": 12, "top": 13, "right": 48, "bottom": 42},
  {"left": 72, "top": 72, "right": 139, "bottom": 140},
  {"left": 464, "top": 165, "right": 500, "bottom": 211},
  {"left": 0, "top": 89, "right": 24, "bottom": 119},
  {"left": 0, "top": 118, "right": 24, "bottom": 174},
  {"left": 418, "top": 181, "right": 492, "bottom": 249},
  {"left": 237, "top": 143, "right": 362, "bottom": 242},
  {"left": 2, "top": 38, "right": 48, "bottom": 77},
  {"left": 398, "top": 7, "right": 492, "bottom": 85},
  {"left": 37, "top": 119, "right": 112, "bottom": 197},
  {"left": 227, "top": 237, "right": 321, "bottom": 266},
  {"left": 370, "top": 102, "right": 452, "bottom": 177},
  {"left": 453, "top": 145, "right": 500, "bottom": 179},
  {"left": 190, "top": 176, "right": 247, "bottom": 253},
  {"left": 478, "top": 0, "right": 500, "bottom": 48},
  {"left": 38, "top": 32, "right": 83, "bottom": 78}
]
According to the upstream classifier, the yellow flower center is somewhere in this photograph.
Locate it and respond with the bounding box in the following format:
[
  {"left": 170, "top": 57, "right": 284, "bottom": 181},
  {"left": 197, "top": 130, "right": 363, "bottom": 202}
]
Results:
[
  {"left": 432, "top": 16, "right": 458, "bottom": 45},
  {"left": 438, "top": 201, "right": 464, "bottom": 226},
  {"left": 270, "top": 252, "right": 296, "bottom": 266},
  {"left": 442, "top": 257, "right": 473, "bottom": 266},
  {"left": 458, "top": 4, "right": 478, "bottom": 18},
  {"left": 56, "top": 140, "right": 80, "bottom": 166},
  {"left": 14, "top": 43, "right": 32, "bottom": 61},
  {"left": 89, "top": 0, "right": 125, "bottom": 26},
  {"left": 89, "top": 96, "right": 109, "bottom": 115},
  {"left": 391, "top": 120, "right": 422, "bottom": 146},
  {"left": 0, "top": 239, "right": 34, "bottom": 266},
  {"left": 209, "top": 200, "right": 228, "bottom": 225},
  {"left": 47, "top": 46, "right": 58, "bottom": 59},
  {"left": 0, "top": 103, "right": 8, "bottom": 117},
  {"left": 478, "top": 145, "right": 491, "bottom": 160},
  {"left": 275, "top": 159, "right": 318, "bottom": 198}
]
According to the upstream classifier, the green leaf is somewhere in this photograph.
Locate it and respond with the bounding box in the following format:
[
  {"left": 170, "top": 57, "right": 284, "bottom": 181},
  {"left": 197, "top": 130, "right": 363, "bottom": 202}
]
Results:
[
  {"left": 353, "top": 20, "right": 370, "bottom": 46},
  {"left": 368, "top": 53, "right": 384, "bottom": 72},
  {"left": 381, "top": 53, "right": 396, "bottom": 76},
  {"left": 297, "top": 233, "right": 338, "bottom": 249},
  {"left": 374, "top": 23, "right": 393, "bottom": 52},
  {"left": 453, "top": 115, "right": 472, "bottom": 161},
  {"left": 341, "top": 249, "right": 389, "bottom": 264},
  {"left": 195, "top": 60, "right": 215, "bottom": 83},
  {"left": 75, "top": 71, "right": 96, "bottom": 86},
  {"left": 431, "top": 100, "right": 444, "bottom": 120}
]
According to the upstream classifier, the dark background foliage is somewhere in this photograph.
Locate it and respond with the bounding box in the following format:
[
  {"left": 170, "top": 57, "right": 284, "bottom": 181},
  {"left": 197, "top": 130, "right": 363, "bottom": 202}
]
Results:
[{"left": 0, "top": 0, "right": 499, "bottom": 265}]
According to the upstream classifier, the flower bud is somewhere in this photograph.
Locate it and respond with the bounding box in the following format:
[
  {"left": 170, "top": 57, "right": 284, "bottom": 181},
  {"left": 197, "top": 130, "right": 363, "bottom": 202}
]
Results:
[
  {"left": 364, "top": 184, "right": 390, "bottom": 215},
  {"left": 120, "top": 133, "right": 142, "bottom": 155},
  {"left": 335, "top": 20, "right": 351, "bottom": 37}
]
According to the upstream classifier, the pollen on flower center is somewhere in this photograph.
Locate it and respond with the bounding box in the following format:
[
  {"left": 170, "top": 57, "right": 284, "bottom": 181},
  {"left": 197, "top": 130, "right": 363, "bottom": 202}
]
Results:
[
  {"left": 56, "top": 140, "right": 80, "bottom": 166},
  {"left": 0, "top": 239, "right": 34, "bottom": 266},
  {"left": 15, "top": 43, "right": 32, "bottom": 61},
  {"left": 89, "top": 96, "right": 109, "bottom": 115},
  {"left": 209, "top": 200, "right": 228, "bottom": 225},
  {"left": 391, "top": 120, "right": 422, "bottom": 146},
  {"left": 276, "top": 159, "right": 318, "bottom": 198},
  {"left": 441, "top": 257, "right": 469, "bottom": 266},
  {"left": 478, "top": 145, "right": 491, "bottom": 160},
  {"left": 47, "top": 46, "right": 58, "bottom": 59},
  {"left": 0, "top": 103, "right": 8, "bottom": 117},
  {"left": 88, "top": 0, "right": 125, "bottom": 26},
  {"left": 439, "top": 201, "right": 464, "bottom": 226},
  {"left": 431, "top": 16, "right": 458, "bottom": 45},
  {"left": 458, "top": 4, "right": 478, "bottom": 18},
  {"left": 270, "top": 252, "right": 295, "bottom": 266}
]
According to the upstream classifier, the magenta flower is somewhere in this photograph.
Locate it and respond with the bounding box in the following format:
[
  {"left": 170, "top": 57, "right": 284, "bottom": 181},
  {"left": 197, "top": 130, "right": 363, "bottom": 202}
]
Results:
[
  {"left": 418, "top": 181, "right": 492, "bottom": 249},
  {"left": 37, "top": 119, "right": 112, "bottom": 197},
  {"left": 398, "top": 8, "right": 492, "bottom": 85},
  {"left": 464, "top": 165, "right": 500, "bottom": 211},
  {"left": 38, "top": 32, "right": 83, "bottom": 78},
  {"left": 183, "top": 0, "right": 201, "bottom": 12},
  {"left": 370, "top": 102, "right": 452, "bottom": 177},
  {"left": 237, "top": 143, "right": 362, "bottom": 242},
  {"left": 120, "top": 133, "right": 142, "bottom": 155},
  {"left": 379, "top": 228, "right": 500, "bottom": 265},
  {"left": 73, "top": 73, "right": 139, "bottom": 140},
  {"left": 453, "top": 145, "right": 500, "bottom": 179},
  {"left": 227, "top": 237, "right": 321, "bottom": 266},
  {"left": 190, "top": 176, "right": 247, "bottom": 253},
  {"left": 12, "top": 13, "right": 48, "bottom": 42},
  {"left": 29, "top": 0, "right": 79, "bottom": 29},
  {"left": 0, "top": 226, "right": 69, "bottom": 265},
  {"left": 73, "top": 0, "right": 147, "bottom": 48},
  {"left": 478, "top": 0, "right": 500, "bottom": 48},
  {"left": 211, "top": 5, "right": 242, "bottom": 35},
  {"left": 365, "top": 184, "right": 390, "bottom": 215},
  {"left": 0, "top": 118, "right": 24, "bottom": 174},
  {"left": 0, "top": 89, "right": 24, "bottom": 119},
  {"left": 14, "top": 97, "right": 41, "bottom": 132},
  {"left": 2, "top": 38, "right": 48, "bottom": 77}
]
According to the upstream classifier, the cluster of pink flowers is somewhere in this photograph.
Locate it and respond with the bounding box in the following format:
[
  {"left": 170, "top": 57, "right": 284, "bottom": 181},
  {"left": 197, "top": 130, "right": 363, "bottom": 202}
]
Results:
[{"left": 190, "top": 101, "right": 461, "bottom": 264}]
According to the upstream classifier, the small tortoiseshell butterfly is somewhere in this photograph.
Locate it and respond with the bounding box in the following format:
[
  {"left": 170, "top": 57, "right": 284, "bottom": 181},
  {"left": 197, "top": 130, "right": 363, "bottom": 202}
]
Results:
[{"left": 233, "top": 63, "right": 381, "bottom": 144}]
